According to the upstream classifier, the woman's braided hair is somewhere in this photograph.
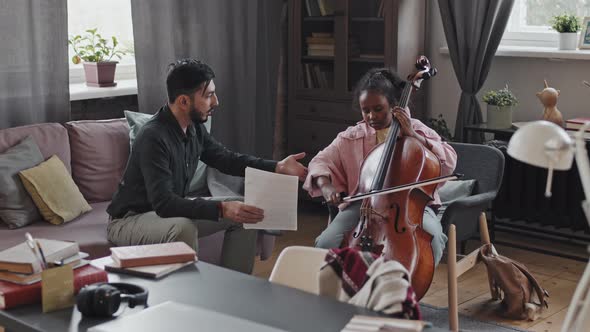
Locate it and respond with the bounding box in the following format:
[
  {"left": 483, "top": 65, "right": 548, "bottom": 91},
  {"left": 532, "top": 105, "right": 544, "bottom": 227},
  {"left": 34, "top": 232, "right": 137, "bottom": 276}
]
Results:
[{"left": 352, "top": 68, "right": 407, "bottom": 111}]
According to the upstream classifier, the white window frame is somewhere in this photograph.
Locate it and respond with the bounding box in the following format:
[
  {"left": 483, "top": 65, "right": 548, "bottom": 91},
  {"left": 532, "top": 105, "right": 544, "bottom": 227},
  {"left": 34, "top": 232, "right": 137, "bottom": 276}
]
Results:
[
  {"left": 501, "top": 0, "right": 558, "bottom": 48},
  {"left": 67, "top": 0, "right": 137, "bottom": 98}
]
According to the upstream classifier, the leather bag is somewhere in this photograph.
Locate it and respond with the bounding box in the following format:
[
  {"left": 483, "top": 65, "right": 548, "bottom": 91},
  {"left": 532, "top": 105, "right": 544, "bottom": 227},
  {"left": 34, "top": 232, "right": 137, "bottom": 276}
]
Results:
[{"left": 479, "top": 244, "right": 549, "bottom": 320}]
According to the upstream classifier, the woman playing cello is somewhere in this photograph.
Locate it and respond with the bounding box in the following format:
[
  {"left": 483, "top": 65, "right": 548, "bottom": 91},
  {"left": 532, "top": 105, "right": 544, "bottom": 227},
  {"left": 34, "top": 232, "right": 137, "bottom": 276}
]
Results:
[{"left": 303, "top": 67, "right": 457, "bottom": 267}]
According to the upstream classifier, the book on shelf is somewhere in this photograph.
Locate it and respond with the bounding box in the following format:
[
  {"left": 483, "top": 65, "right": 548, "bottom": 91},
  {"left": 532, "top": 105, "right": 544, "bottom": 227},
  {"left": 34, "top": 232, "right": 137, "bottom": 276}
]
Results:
[
  {"left": 318, "top": 0, "right": 335, "bottom": 16},
  {"left": 308, "top": 44, "right": 335, "bottom": 51},
  {"left": 302, "top": 63, "right": 333, "bottom": 89},
  {"left": 358, "top": 54, "right": 384, "bottom": 59},
  {"left": 103, "top": 257, "right": 193, "bottom": 279},
  {"left": 0, "top": 239, "right": 80, "bottom": 274},
  {"left": 306, "top": 37, "right": 335, "bottom": 45},
  {"left": 110, "top": 242, "right": 197, "bottom": 268},
  {"left": 0, "top": 264, "right": 107, "bottom": 310},
  {"left": 311, "top": 32, "right": 333, "bottom": 38},
  {"left": 304, "top": 0, "right": 322, "bottom": 17},
  {"left": 307, "top": 49, "right": 334, "bottom": 57},
  {"left": 566, "top": 117, "right": 590, "bottom": 131},
  {"left": 0, "top": 253, "right": 89, "bottom": 285}
]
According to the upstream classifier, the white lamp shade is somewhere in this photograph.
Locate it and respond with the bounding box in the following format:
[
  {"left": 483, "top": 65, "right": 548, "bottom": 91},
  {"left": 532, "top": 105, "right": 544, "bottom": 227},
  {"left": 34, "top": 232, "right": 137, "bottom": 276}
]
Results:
[{"left": 507, "top": 121, "right": 574, "bottom": 170}]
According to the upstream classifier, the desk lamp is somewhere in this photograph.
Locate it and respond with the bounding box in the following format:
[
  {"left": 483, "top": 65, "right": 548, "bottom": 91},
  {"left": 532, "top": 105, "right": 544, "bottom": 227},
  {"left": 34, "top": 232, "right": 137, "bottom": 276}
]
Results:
[{"left": 507, "top": 120, "right": 590, "bottom": 332}]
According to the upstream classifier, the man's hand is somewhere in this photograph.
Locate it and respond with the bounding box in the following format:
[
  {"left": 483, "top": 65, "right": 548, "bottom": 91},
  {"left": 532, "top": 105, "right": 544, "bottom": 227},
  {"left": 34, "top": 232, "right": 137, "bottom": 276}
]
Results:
[
  {"left": 221, "top": 201, "right": 264, "bottom": 224},
  {"left": 321, "top": 183, "right": 342, "bottom": 205},
  {"left": 276, "top": 152, "right": 308, "bottom": 181}
]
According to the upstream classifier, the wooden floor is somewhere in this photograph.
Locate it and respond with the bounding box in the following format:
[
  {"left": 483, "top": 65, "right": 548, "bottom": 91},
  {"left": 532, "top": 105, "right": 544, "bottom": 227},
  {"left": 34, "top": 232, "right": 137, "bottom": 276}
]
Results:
[{"left": 252, "top": 202, "right": 588, "bottom": 332}]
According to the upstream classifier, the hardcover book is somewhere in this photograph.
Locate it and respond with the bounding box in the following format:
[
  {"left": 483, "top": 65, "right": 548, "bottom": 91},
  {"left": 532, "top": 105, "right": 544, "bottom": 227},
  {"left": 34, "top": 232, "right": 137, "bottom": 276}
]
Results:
[{"left": 110, "top": 242, "right": 197, "bottom": 268}]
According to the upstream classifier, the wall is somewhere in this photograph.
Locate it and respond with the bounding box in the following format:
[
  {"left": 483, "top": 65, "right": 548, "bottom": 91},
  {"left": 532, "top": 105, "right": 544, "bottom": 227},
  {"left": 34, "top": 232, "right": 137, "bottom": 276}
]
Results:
[
  {"left": 426, "top": 1, "right": 590, "bottom": 134},
  {"left": 70, "top": 95, "right": 137, "bottom": 121}
]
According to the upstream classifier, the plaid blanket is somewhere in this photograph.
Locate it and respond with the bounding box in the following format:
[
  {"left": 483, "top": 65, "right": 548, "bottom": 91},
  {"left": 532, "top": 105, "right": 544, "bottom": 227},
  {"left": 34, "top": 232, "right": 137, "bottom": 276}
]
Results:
[{"left": 319, "top": 247, "right": 421, "bottom": 320}]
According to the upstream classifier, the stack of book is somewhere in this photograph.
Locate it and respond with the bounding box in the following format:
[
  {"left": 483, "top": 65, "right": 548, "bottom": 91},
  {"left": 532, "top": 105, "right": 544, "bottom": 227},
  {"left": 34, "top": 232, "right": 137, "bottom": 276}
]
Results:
[
  {"left": 0, "top": 239, "right": 107, "bottom": 309},
  {"left": 565, "top": 117, "right": 590, "bottom": 131},
  {"left": 103, "top": 242, "right": 197, "bottom": 279},
  {"left": 307, "top": 32, "right": 335, "bottom": 57},
  {"left": 306, "top": 33, "right": 361, "bottom": 58},
  {"left": 0, "top": 239, "right": 88, "bottom": 285}
]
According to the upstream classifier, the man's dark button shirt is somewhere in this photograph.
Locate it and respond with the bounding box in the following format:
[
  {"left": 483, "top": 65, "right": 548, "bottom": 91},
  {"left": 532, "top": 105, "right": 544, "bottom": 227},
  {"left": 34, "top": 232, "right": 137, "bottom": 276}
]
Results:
[{"left": 107, "top": 105, "right": 277, "bottom": 221}]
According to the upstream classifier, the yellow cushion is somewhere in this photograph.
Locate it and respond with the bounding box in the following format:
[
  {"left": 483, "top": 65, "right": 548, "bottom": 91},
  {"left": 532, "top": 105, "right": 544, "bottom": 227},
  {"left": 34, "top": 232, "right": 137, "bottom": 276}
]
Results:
[{"left": 19, "top": 155, "right": 92, "bottom": 225}]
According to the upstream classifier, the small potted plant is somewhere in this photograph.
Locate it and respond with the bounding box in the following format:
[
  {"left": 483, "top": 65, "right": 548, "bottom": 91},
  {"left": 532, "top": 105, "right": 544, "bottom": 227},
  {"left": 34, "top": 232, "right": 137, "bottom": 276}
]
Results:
[
  {"left": 426, "top": 114, "right": 453, "bottom": 141},
  {"left": 482, "top": 85, "right": 518, "bottom": 129},
  {"left": 550, "top": 14, "right": 581, "bottom": 50},
  {"left": 69, "top": 28, "right": 126, "bottom": 87}
]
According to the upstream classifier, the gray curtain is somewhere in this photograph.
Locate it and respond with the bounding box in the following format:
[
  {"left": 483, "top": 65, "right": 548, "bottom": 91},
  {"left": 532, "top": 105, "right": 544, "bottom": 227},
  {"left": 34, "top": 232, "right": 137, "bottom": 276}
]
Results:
[
  {"left": 272, "top": 2, "right": 289, "bottom": 160},
  {"left": 0, "top": 1, "right": 70, "bottom": 129},
  {"left": 130, "top": 0, "right": 283, "bottom": 158},
  {"left": 438, "top": 0, "right": 514, "bottom": 143}
]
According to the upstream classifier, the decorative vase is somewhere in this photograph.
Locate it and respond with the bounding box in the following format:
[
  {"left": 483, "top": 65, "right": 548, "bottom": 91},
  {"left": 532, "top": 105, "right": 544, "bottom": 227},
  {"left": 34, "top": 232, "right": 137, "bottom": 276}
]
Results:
[
  {"left": 558, "top": 32, "right": 578, "bottom": 50},
  {"left": 83, "top": 61, "right": 118, "bottom": 87},
  {"left": 487, "top": 104, "right": 513, "bottom": 129}
]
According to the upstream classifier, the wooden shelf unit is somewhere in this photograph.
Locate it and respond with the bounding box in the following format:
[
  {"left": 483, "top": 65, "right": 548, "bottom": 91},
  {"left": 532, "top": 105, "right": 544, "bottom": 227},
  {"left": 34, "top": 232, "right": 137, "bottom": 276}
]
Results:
[{"left": 287, "top": 0, "right": 426, "bottom": 170}]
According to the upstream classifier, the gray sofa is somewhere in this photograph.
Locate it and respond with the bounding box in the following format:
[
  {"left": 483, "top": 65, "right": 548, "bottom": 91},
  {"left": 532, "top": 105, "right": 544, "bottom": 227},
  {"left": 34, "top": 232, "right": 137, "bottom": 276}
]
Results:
[{"left": 0, "top": 119, "right": 275, "bottom": 263}]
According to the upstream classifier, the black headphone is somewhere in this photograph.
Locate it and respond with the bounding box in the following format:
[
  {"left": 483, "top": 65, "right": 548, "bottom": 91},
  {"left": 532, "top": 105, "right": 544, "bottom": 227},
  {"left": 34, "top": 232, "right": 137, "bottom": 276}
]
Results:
[{"left": 76, "top": 282, "right": 149, "bottom": 317}]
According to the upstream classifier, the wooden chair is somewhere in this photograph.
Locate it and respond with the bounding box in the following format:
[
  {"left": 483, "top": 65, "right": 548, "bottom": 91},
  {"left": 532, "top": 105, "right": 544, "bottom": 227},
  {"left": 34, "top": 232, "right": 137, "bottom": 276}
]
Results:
[
  {"left": 269, "top": 246, "right": 328, "bottom": 294},
  {"left": 447, "top": 212, "right": 495, "bottom": 332}
]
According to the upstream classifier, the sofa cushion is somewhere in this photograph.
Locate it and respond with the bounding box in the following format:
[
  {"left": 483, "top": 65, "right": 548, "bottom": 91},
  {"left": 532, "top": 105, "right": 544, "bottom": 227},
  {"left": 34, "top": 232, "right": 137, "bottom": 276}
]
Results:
[
  {"left": 19, "top": 155, "right": 92, "bottom": 225},
  {"left": 0, "top": 123, "right": 71, "bottom": 173},
  {"left": 0, "top": 136, "right": 44, "bottom": 228},
  {"left": 65, "top": 119, "right": 130, "bottom": 203},
  {"left": 0, "top": 201, "right": 112, "bottom": 259}
]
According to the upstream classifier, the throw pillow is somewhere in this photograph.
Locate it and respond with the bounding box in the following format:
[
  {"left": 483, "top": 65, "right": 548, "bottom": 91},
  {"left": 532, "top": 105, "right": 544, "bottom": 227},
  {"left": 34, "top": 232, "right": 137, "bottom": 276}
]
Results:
[
  {"left": 0, "top": 136, "right": 44, "bottom": 228},
  {"left": 437, "top": 179, "right": 477, "bottom": 218},
  {"left": 124, "top": 110, "right": 211, "bottom": 195},
  {"left": 19, "top": 155, "right": 92, "bottom": 225},
  {"left": 124, "top": 110, "right": 154, "bottom": 149},
  {"left": 438, "top": 179, "right": 477, "bottom": 204}
]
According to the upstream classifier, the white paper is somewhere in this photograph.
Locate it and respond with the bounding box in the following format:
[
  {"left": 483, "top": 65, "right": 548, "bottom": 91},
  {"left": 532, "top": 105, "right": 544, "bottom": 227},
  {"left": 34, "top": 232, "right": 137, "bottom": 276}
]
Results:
[{"left": 243, "top": 167, "right": 298, "bottom": 231}]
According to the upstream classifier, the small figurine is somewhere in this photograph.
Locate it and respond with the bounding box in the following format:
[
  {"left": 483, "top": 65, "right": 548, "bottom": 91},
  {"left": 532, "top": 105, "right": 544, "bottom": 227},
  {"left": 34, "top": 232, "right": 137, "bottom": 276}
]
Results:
[{"left": 536, "top": 79, "right": 564, "bottom": 127}]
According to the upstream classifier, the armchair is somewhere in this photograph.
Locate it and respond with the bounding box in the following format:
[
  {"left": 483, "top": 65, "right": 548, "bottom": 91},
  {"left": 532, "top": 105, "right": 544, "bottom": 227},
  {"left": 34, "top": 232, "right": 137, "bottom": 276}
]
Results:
[
  {"left": 441, "top": 143, "right": 505, "bottom": 253},
  {"left": 326, "top": 142, "right": 504, "bottom": 252}
]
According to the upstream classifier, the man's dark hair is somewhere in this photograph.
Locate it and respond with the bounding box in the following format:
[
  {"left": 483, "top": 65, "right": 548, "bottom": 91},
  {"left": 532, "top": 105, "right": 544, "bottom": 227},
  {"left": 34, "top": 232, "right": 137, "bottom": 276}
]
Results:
[
  {"left": 352, "top": 68, "right": 406, "bottom": 111},
  {"left": 166, "top": 58, "right": 216, "bottom": 103}
]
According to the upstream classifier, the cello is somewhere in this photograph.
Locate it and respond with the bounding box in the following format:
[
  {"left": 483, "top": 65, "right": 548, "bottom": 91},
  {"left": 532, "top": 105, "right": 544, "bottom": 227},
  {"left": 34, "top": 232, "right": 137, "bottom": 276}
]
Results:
[{"left": 342, "top": 56, "right": 458, "bottom": 300}]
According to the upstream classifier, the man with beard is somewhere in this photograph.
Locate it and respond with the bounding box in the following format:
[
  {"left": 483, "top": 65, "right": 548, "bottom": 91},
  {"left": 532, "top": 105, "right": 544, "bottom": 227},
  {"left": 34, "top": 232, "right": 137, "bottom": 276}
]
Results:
[{"left": 107, "top": 59, "right": 307, "bottom": 274}]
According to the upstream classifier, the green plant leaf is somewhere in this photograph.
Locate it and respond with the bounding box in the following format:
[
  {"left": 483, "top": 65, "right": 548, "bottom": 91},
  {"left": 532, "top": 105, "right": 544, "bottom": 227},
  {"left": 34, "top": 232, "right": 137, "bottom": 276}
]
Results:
[
  {"left": 550, "top": 14, "right": 581, "bottom": 33},
  {"left": 482, "top": 86, "right": 518, "bottom": 107}
]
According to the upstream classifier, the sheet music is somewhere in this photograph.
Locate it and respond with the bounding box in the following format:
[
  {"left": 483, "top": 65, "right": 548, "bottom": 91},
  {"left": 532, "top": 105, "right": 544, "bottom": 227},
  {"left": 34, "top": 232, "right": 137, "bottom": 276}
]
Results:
[{"left": 243, "top": 167, "right": 298, "bottom": 231}]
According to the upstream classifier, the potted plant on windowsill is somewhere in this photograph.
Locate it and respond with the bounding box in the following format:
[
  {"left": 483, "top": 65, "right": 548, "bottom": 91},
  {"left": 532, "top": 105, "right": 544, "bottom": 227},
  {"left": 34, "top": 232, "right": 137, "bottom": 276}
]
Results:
[
  {"left": 550, "top": 14, "right": 581, "bottom": 50},
  {"left": 482, "top": 85, "right": 518, "bottom": 129},
  {"left": 69, "top": 28, "right": 126, "bottom": 87}
]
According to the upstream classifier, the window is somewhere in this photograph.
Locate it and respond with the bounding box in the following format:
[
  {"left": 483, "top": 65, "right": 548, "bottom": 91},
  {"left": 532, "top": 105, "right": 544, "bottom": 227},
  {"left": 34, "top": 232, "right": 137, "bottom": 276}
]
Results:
[
  {"left": 67, "top": 0, "right": 136, "bottom": 84},
  {"left": 503, "top": 0, "right": 590, "bottom": 47}
]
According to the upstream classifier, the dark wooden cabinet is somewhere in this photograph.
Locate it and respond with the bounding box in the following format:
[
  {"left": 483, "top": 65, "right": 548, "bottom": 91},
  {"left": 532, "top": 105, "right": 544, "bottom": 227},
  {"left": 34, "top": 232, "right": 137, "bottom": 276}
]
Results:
[{"left": 287, "top": 0, "right": 426, "bottom": 165}]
